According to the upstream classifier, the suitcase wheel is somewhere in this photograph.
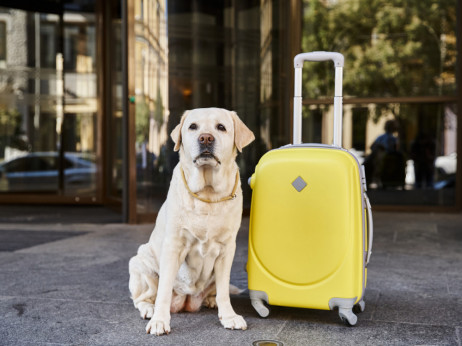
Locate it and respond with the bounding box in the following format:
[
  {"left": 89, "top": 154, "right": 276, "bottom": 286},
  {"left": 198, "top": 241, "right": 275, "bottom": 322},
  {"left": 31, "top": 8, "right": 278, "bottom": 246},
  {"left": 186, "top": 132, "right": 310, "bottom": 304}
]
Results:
[
  {"left": 339, "top": 308, "right": 358, "bottom": 327},
  {"left": 353, "top": 299, "right": 366, "bottom": 314},
  {"left": 251, "top": 298, "right": 270, "bottom": 318}
]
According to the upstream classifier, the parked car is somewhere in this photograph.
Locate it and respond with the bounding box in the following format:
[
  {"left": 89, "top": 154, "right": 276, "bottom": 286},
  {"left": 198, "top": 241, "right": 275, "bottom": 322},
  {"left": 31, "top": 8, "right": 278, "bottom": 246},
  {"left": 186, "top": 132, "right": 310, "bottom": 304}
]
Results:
[
  {"left": 404, "top": 153, "right": 457, "bottom": 189},
  {"left": 434, "top": 152, "right": 457, "bottom": 189},
  {"left": 0, "top": 152, "right": 96, "bottom": 193},
  {"left": 435, "top": 152, "right": 457, "bottom": 176}
]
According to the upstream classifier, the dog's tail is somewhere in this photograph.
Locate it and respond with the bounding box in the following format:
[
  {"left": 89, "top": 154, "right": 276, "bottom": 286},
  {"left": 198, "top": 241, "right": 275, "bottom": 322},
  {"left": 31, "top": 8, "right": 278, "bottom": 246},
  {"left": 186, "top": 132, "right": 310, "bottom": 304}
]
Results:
[{"left": 229, "top": 284, "right": 245, "bottom": 295}]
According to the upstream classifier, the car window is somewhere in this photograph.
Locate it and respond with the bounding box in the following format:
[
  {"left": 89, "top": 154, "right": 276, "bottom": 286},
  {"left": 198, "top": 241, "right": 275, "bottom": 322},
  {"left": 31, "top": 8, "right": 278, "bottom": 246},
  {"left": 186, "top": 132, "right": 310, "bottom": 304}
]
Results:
[
  {"left": 4, "top": 158, "right": 28, "bottom": 172},
  {"left": 63, "top": 158, "right": 75, "bottom": 169},
  {"left": 40, "top": 156, "right": 58, "bottom": 170},
  {"left": 5, "top": 156, "right": 56, "bottom": 172}
]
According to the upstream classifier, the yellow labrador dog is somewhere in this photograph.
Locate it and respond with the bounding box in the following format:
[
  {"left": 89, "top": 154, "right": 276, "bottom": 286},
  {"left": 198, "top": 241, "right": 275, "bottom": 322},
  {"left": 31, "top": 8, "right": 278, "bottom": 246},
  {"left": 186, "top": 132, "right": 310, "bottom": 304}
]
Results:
[{"left": 129, "top": 108, "right": 255, "bottom": 335}]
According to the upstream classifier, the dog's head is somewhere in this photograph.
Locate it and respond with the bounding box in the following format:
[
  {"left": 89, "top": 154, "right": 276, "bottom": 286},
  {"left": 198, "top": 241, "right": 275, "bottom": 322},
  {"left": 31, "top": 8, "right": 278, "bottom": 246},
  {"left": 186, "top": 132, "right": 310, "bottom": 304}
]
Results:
[{"left": 171, "top": 108, "right": 255, "bottom": 168}]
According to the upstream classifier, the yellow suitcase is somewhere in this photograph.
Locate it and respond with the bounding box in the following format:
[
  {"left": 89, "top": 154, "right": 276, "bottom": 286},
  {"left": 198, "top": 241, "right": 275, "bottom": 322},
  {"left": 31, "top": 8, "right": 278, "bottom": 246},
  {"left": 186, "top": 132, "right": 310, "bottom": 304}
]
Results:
[{"left": 247, "top": 52, "right": 373, "bottom": 326}]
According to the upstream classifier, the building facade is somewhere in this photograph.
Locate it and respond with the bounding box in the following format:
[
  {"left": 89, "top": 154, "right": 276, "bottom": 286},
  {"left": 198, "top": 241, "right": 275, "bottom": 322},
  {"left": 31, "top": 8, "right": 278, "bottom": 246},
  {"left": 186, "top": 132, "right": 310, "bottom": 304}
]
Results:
[{"left": 0, "top": 0, "right": 460, "bottom": 222}]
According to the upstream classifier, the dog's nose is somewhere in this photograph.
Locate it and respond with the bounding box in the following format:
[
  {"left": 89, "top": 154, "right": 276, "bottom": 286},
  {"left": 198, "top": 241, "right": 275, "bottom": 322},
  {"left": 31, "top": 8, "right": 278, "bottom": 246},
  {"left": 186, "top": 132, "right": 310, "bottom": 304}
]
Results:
[{"left": 199, "top": 133, "right": 215, "bottom": 146}]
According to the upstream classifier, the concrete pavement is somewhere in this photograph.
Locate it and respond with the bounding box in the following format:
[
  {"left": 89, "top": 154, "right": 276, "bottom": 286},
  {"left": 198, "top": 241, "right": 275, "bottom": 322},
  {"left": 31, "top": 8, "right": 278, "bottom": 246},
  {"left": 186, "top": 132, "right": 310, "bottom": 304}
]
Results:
[{"left": 0, "top": 208, "right": 461, "bottom": 345}]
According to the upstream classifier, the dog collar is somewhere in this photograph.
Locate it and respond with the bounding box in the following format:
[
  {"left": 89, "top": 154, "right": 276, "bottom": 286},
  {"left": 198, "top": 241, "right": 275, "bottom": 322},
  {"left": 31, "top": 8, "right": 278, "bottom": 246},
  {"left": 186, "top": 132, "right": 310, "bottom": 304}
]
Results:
[{"left": 180, "top": 166, "right": 239, "bottom": 203}]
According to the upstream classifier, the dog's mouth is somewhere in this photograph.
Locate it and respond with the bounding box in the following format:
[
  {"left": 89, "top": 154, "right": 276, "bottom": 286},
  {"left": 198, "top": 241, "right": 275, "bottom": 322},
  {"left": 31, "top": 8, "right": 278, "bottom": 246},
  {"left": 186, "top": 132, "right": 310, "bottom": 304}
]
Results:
[{"left": 193, "top": 150, "right": 221, "bottom": 165}]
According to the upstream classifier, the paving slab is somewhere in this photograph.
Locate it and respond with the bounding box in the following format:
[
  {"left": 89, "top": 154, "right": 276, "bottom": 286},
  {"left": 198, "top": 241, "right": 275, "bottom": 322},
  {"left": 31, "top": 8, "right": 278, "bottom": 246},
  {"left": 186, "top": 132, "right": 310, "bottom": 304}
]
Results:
[{"left": 0, "top": 209, "right": 461, "bottom": 345}]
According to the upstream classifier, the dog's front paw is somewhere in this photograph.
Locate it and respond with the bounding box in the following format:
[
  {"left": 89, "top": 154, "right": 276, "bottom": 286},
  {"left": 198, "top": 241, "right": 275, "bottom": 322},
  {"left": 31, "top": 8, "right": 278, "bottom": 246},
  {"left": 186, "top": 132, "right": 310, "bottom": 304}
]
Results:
[
  {"left": 146, "top": 319, "right": 171, "bottom": 335},
  {"left": 137, "top": 302, "right": 155, "bottom": 319},
  {"left": 220, "top": 314, "right": 247, "bottom": 330}
]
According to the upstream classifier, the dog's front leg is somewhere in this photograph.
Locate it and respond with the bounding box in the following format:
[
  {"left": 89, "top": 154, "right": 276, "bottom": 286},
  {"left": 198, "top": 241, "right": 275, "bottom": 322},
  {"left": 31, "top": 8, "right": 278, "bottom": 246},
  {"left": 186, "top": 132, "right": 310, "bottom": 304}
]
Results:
[
  {"left": 146, "top": 237, "right": 184, "bottom": 336},
  {"left": 214, "top": 242, "right": 247, "bottom": 330}
]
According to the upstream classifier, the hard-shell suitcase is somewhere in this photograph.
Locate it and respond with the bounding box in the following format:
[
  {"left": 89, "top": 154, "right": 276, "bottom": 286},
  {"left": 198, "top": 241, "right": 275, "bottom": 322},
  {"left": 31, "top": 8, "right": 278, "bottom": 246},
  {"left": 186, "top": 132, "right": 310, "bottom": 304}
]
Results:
[{"left": 247, "top": 52, "right": 373, "bottom": 326}]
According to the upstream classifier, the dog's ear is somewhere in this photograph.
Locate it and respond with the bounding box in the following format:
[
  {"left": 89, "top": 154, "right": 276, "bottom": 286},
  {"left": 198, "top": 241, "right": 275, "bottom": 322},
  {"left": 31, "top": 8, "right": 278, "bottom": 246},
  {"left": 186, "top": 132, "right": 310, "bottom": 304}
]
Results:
[
  {"left": 230, "top": 111, "right": 255, "bottom": 152},
  {"left": 171, "top": 110, "right": 189, "bottom": 152}
]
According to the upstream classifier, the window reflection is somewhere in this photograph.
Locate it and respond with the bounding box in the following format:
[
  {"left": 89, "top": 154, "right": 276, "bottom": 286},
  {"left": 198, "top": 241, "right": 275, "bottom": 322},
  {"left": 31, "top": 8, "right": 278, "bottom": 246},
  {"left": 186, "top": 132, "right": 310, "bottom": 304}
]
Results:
[
  {"left": 136, "top": 0, "right": 273, "bottom": 214},
  {"left": 0, "top": 4, "right": 98, "bottom": 196},
  {"left": 302, "top": 0, "right": 457, "bottom": 206},
  {"left": 62, "top": 7, "right": 98, "bottom": 196},
  {"left": 363, "top": 103, "right": 457, "bottom": 205},
  {"left": 302, "top": 103, "right": 457, "bottom": 206},
  {"left": 134, "top": 0, "right": 169, "bottom": 214},
  {"left": 0, "top": 8, "right": 60, "bottom": 193},
  {"left": 302, "top": 0, "right": 457, "bottom": 98},
  {"left": 0, "top": 151, "right": 95, "bottom": 193},
  {"left": 108, "top": 1, "right": 123, "bottom": 199}
]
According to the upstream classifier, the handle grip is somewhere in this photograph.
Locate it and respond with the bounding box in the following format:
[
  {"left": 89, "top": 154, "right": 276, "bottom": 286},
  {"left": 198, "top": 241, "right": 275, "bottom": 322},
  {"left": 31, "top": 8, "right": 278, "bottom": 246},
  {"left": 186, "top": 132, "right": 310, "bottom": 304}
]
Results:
[
  {"left": 294, "top": 51, "right": 344, "bottom": 68},
  {"left": 293, "top": 51, "right": 344, "bottom": 146}
]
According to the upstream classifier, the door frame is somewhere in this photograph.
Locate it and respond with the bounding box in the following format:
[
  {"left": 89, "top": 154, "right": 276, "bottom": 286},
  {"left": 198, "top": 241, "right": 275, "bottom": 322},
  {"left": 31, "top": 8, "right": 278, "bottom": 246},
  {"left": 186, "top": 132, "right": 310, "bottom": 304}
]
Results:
[{"left": 121, "top": 0, "right": 137, "bottom": 223}]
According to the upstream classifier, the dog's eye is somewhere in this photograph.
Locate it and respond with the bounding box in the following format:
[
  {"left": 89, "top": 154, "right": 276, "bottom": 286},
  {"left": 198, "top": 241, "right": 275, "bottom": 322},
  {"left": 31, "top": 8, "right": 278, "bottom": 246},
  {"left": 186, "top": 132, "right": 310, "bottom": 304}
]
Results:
[
  {"left": 189, "top": 123, "right": 197, "bottom": 130},
  {"left": 217, "top": 124, "right": 226, "bottom": 132}
]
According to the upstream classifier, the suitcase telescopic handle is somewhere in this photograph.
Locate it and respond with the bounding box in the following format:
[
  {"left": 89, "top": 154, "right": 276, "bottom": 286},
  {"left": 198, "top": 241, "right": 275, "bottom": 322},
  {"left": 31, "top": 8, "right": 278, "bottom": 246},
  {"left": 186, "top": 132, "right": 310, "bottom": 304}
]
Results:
[{"left": 293, "top": 51, "right": 344, "bottom": 147}]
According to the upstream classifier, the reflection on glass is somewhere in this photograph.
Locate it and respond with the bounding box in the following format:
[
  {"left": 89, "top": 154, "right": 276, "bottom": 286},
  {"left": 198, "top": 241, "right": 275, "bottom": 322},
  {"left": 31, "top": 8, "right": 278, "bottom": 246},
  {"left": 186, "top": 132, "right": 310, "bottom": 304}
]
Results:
[
  {"left": 167, "top": 1, "right": 266, "bottom": 210},
  {"left": 361, "top": 103, "right": 457, "bottom": 206},
  {"left": 0, "top": 151, "right": 95, "bottom": 193},
  {"left": 301, "top": 103, "right": 457, "bottom": 206},
  {"left": 108, "top": 1, "right": 123, "bottom": 199},
  {"left": 302, "top": 0, "right": 457, "bottom": 98},
  {"left": 0, "top": 4, "right": 98, "bottom": 196},
  {"left": 301, "top": 0, "right": 457, "bottom": 207},
  {"left": 62, "top": 6, "right": 97, "bottom": 196},
  {"left": 134, "top": 0, "right": 169, "bottom": 214},
  {"left": 0, "top": 8, "right": 60, "bottom": 193}
]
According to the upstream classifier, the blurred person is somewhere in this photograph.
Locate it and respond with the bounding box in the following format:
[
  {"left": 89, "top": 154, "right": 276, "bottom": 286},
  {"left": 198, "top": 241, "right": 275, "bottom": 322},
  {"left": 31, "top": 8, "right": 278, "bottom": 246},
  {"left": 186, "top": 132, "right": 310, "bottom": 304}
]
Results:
[
  {"left": 364, "top": 119, "right": 405, "bottom": 189},
  {"left": 371, "top": 119, "right": 399, "bottom": 153},
  {"left": 410, "top": 132, "right": 436, "bottom": 189}
]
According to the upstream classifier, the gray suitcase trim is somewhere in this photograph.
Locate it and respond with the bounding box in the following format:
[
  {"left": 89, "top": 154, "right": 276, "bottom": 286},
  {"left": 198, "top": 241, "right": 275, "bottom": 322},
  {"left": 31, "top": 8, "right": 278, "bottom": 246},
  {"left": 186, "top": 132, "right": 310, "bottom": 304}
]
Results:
[
  {"left": 249, "top": 290, "right": 270, "bottom": 318},
  {"left": 329, "top": 297, "right": 360, "bottom": 326}
]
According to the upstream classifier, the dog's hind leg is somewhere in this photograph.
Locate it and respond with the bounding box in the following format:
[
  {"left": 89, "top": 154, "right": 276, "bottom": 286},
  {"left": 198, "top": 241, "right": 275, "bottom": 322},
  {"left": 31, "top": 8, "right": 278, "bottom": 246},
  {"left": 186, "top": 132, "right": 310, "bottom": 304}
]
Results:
[
  {"left": 203, "top": 283, "right": 242, "bottom": 309},
  {"left": 182, "top": 283, "right": 218, "bottom": 312},
  {"left": 170, "top": 291, "right": 187, "bottom": 313},
  {"left": 129, "top": 255, "right": 159, "bottom": 319},
  {"left": 202, "top": 283, "right": 217, "bottom": 309}
]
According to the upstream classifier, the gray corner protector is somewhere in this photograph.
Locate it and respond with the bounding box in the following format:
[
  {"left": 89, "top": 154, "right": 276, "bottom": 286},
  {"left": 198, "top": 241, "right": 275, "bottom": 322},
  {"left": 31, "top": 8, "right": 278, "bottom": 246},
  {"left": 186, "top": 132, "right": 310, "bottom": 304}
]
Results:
[
  {"left": 328, "top": 297, "right": 357, "bottom": 311},
  {"left": 250, "top": 290, "right": 270, "bottom": 318},
  {"left": 249, "top": 290, "right": 269, "bottom": 303}
]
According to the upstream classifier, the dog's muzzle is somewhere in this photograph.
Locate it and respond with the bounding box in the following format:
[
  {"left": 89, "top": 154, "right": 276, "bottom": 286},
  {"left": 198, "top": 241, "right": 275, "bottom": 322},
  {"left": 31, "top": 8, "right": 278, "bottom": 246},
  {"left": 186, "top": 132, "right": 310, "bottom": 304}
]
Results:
[{"left": 193, "top": 133, "right": 221, "bottom": 165}]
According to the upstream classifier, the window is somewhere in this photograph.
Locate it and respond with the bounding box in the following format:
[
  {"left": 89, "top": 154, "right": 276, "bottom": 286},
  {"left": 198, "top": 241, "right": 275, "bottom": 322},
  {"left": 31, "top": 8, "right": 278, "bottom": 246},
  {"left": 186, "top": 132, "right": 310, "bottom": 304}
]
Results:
[
  {"left": 302, "top": 0, "right": 458, "bottom": 207},
  {"left": 302, "top": 0, "right": 457, "bottom": 98}
]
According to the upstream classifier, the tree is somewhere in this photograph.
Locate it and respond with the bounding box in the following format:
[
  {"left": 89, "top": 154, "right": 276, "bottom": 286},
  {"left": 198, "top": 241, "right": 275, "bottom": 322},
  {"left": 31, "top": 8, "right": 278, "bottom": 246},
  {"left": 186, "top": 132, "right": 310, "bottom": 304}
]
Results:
[{"left": 302, "top": 0, "right": 457, "bottom": 105}]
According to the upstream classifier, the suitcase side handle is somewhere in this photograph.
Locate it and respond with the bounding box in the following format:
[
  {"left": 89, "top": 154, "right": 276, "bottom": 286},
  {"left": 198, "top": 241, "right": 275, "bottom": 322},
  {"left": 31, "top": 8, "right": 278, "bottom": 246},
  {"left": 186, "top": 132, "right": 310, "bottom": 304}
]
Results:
[
  {"left": 364, "top": 193, "right": 373, "bottom": 266},
  {"left": 293, "top": 51, "right": 344, "bottom": 147}
]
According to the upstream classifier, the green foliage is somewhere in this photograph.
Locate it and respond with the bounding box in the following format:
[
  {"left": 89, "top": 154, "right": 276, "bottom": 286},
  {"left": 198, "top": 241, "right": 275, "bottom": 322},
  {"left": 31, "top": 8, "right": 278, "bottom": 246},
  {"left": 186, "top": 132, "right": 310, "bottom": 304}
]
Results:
[
  {"left": 0, "top": 107, "right": 21, "bottom": 136},
  {"left": 153, "top": 88, "right": 164, "bottom": 126},
  {"left": 302, "top": 0, "right": 457, "bottom": 101},
  {"left": 135, "top": 87, "right": 165, "bottom": 144},
  {"left": 135, "top": 98, "right": 150, "bottom": 143}
]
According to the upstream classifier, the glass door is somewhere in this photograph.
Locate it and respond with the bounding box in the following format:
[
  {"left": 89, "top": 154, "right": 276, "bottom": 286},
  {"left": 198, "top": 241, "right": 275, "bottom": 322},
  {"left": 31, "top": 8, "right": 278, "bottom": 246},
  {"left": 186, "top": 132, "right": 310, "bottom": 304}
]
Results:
[
  {"left": 62, "top": 4, "right": 98, "bottom": 198},
  {"left": 0, "top": 2, "right": 99, "bottom": 202},
  {"left": 126, "top": 0, "right": 169, "bottom": 222}
]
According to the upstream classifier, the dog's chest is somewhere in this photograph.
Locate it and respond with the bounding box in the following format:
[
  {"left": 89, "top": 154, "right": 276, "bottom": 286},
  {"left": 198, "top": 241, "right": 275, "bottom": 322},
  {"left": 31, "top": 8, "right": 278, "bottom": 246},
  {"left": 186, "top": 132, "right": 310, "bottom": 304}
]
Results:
[
  {"left": 174, "top": 228, "right": 228, "bottom": 294},
  {"left": 183, "top": 208, "right": 229, "bottom": 241}
]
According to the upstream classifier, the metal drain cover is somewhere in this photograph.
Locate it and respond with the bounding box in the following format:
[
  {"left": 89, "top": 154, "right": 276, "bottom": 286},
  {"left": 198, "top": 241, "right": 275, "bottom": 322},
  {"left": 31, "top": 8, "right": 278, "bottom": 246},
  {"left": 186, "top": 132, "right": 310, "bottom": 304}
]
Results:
[{"left": 252, "top": 341, "right": 283, "bottom": 346}]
